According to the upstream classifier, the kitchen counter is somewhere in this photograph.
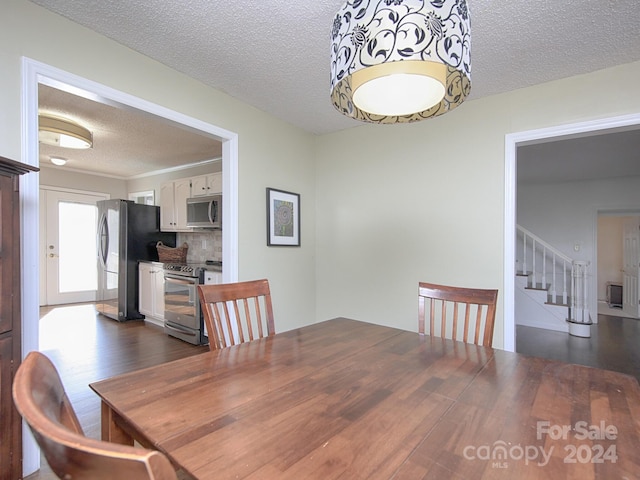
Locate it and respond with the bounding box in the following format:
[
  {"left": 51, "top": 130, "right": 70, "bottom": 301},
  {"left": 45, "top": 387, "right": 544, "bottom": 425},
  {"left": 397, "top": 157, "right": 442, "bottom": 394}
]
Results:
[{"left": 139, "top": 260, "right": 222, "bottom": 273}]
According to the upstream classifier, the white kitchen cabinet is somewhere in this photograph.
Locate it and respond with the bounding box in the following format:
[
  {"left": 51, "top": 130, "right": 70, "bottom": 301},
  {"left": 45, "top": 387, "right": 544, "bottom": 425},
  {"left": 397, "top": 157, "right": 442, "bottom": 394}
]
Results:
[
  {"left": 139, "top": 262, "right": 165, "bottom": 325},
  {"left": 191, "top": 173, "right": 222, "bottom": 197},
  {"left": 202, "top": 269, "right": 222, "bottom": 341},
  {"left": 160, "top": 178, "right": 193, "bottom": 231},
  {"left": 204, "top": 270, "right": 222, "bottom": 285}
]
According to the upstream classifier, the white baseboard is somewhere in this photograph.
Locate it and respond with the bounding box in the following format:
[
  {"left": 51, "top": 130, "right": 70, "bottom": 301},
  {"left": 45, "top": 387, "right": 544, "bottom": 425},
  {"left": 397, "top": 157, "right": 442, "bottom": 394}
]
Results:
[
  {"left": 597, "top": 301, "right": 639, "bottom": 319},
  {"left": 144, "top": 317, "right": 164, "bottom": 328}
]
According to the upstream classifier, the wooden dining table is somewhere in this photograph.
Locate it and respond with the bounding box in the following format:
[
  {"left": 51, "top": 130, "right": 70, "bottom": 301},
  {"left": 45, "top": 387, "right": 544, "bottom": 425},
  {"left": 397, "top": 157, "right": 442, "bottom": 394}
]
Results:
[{"left": 90, "top": 318, "right": 640, "bottom": 479}]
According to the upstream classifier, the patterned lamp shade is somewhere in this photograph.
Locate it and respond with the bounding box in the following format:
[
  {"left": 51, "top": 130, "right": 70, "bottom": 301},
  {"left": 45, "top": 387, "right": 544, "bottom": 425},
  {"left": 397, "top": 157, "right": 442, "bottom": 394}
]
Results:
[{"left": 330, "top": 0, "right": 471, "bottom": 124}]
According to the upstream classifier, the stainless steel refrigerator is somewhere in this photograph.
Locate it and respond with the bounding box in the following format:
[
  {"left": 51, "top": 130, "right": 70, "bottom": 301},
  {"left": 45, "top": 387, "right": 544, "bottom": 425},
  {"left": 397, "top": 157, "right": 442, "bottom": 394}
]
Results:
[{"left": 96, "top": 199, "right": 176, "bottom": 321}]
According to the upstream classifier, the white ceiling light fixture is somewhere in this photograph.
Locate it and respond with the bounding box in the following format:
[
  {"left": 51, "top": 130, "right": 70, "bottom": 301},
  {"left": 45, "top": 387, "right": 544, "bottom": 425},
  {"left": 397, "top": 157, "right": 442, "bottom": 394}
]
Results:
[
  {"left": 39, "top": 114, "right": 93, "bottom": 149},
  {"left": 49, "top": 156, "right": 67, "bottom": 166},
  {"left": 330, "top": 0, "right": 471, "bottom": 124}
]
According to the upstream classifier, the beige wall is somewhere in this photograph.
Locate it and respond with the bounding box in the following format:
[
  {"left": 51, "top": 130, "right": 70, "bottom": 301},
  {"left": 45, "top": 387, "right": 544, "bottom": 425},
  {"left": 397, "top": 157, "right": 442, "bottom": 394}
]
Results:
[
  {"left": 1, "top": 0, "right": 316, "bottom": 334},
  {"left": 315, "top": 61, "right": 640, "bottom": 348},
  {"left": 3, "top": 0, "right": 640, "bottom": 349},
  {"left": 597, "top": 216, "right": 625, "bottom": 301}
]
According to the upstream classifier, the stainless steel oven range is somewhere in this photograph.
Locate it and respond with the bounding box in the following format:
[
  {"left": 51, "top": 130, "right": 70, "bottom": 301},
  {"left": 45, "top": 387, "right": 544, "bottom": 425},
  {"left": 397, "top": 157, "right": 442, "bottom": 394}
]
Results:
[{"left": 163, "top": 262, "right": 220, "bottom": 345}]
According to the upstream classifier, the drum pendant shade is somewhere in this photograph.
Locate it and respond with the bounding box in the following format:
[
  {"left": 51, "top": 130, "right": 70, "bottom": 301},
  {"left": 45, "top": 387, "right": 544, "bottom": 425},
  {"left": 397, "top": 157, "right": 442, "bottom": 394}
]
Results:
[{"left": 330, "top": 0, "right": 471, "bottom": 124}]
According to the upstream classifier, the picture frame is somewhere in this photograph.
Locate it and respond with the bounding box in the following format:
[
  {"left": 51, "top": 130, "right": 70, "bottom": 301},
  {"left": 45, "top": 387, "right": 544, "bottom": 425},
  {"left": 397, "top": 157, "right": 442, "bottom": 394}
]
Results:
[{"left": 266, "top": 188, "right": 300, "bottom": 246}]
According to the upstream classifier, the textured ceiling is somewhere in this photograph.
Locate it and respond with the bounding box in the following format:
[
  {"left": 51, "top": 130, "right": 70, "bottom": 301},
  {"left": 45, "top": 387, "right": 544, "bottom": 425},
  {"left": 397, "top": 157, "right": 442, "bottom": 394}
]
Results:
[
  {"left": 29, "top": 0, "right": 640, "bottom": 180},
  {"left": 29, "top": 0, "right": 640, "bottom": 135},
  {"left": 39, "top": 84, "right": 222, "bottom": 177}
]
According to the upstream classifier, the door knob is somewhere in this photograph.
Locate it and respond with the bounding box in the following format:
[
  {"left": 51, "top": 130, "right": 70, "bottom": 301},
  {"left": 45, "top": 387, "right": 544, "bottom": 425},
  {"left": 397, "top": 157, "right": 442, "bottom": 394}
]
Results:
[{"left": 49, "top": 253, "right": 59, "bottom": 258}]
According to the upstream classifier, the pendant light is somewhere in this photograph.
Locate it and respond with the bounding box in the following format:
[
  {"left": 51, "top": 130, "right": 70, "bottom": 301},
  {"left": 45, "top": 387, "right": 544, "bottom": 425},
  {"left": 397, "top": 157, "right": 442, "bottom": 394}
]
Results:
[
  {"left": 39, "top": 114, "right": 93, "bottom": 149},
  {"left": 330, "top": 0, "right": 471, "bottom": 124}
]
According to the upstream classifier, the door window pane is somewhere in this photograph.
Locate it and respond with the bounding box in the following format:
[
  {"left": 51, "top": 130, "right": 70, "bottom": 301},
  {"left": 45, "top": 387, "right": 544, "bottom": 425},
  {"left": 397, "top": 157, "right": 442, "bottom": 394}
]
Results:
[{"left": 59, "top": 202, "right": 98, "bottom": 293}]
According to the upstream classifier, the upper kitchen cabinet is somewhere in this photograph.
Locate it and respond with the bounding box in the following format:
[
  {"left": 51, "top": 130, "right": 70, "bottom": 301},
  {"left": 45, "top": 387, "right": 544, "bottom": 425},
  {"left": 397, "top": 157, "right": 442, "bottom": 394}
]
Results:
[
  {"left": 191, "top": 173, "right": 222, "bottom": 197},
  {"left": 160, "top": 178, "right": 193, "bottom": 232}
]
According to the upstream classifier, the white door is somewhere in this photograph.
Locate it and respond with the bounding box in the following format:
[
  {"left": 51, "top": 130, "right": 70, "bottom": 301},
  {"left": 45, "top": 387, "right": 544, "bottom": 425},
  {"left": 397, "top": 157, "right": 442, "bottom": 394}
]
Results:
[
  {"left": 622, "top": 217, "right": 640, "bottom": 318},
  {"left": 40, "top": 188, "right": 109, "bottom": 305}
]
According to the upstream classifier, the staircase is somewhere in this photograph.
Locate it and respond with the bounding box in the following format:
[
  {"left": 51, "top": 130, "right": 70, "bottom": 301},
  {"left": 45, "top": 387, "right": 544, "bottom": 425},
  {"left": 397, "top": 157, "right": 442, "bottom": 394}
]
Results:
[{"left": 515, "top": 225, "right": 592, "bottom": 337}]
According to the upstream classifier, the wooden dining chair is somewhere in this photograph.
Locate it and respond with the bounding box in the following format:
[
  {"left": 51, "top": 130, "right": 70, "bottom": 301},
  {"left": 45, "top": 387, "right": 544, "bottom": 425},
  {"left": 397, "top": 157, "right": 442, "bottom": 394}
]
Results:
[
  {"left": 12, "top": 351, "right": 178, "bottom": 480},
  {"left": 418, "top": 282, "right": 498, "bottom": 347},
  {"left": 198, "top": 279, "right": 276, "bottom": 350}
]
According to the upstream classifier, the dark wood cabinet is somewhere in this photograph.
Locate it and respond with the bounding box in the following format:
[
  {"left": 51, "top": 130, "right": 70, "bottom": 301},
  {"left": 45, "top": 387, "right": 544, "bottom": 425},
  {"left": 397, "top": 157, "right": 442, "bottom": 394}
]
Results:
[{"left": 0, "top": 156, "right": 37, "bottom": 480}]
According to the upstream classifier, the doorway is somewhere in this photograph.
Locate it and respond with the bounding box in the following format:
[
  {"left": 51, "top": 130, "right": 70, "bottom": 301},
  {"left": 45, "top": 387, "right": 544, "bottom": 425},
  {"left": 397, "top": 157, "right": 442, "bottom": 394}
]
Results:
[
  {"left": 39, "top": 187, "right": 109, "bottom": 305},
  {"left": 597, "top": 214, "right": 640, "bottom": 319},
  {"left": 622, "top": 217, "right": 640, "bottom": 318},
  {"left": 21, "top": 58, "right": 239, "bottom": 476},
  {"left": 504, "top": 113, "right": 640, "bottom": 351}
]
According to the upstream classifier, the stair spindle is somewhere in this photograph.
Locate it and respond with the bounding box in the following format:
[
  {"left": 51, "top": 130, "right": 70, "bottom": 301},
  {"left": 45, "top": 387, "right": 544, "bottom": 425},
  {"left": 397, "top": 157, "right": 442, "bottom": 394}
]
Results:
[{"left": 516, "top": 225, "right": 590, "bottom": 332}]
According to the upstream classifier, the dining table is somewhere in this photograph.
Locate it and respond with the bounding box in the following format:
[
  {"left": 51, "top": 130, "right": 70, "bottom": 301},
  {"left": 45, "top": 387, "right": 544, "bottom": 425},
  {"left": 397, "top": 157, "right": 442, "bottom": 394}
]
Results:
[{"left": 90, "top": 317, "right": 640, "bottom": 479}]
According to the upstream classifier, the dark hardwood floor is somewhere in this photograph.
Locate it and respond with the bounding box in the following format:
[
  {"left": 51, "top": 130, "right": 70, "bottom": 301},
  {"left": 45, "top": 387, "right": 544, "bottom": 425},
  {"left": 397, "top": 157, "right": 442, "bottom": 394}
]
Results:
[
  {"left": 517, "top": 313, "right": 640, "bottom": 384},
  {"left": 25, "top": 303, "right": 208, "bottom": 480}
]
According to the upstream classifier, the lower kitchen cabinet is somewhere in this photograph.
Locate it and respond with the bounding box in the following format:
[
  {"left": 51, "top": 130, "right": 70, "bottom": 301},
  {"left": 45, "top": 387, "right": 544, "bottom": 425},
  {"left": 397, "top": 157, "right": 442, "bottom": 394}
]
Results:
[
  {"left": 139, "top": 262, "right": 165, "bottom": 325},
  {"left": 204, "top": 270, "right": 222, "bottom": 285}
]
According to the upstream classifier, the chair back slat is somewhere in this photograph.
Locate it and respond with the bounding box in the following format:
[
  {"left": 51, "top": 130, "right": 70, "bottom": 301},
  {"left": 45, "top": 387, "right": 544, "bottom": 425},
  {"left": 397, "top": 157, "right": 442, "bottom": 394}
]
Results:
[
  {"left": 198, "top": 279, "right": 276, "bottom": 350},
  {"left": 452, "top": 302, "right": 459, "bottom": 342},
  {"left": 232, "top": 299, "right": 245, "bottom": 344},
  {"left": 418, "top": 282, "right": 498, "bottom": 347},
  {"left": 12, "top": 351, "right": 177, "bottom": 480}
]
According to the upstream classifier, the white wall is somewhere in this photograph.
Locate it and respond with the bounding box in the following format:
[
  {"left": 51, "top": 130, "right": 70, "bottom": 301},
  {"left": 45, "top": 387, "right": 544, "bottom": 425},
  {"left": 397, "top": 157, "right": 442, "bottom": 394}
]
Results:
[
  {"left": 517, "top": 176, "right": 640, "bottom": 319},
  {"left": 39, "top": 165, "right": 127, "bottom": 198}
]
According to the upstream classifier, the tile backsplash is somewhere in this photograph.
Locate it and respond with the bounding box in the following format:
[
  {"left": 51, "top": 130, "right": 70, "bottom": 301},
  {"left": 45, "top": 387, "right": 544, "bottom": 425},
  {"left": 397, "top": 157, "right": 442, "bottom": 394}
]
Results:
[{"left": 177, "top": 231, "right": 222, "bottom": 263}]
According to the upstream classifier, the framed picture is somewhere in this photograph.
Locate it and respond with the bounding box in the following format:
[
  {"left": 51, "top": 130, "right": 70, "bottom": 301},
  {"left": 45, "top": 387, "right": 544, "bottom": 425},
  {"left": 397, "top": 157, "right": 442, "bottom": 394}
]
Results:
[{"left": 266, "top": 188, "right": 300, "bottom": 246}]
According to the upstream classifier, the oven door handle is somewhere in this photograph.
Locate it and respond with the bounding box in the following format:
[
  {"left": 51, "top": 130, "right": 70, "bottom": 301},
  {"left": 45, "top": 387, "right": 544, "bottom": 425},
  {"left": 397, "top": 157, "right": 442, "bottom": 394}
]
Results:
[{"left": 164, "top": 275, "right": 196, "bottom": 286}]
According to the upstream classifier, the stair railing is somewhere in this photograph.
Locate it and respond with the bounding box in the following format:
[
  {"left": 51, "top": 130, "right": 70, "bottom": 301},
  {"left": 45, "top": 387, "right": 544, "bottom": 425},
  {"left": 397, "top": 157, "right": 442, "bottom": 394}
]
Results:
[
  {"left": 516, "top": 225, "right": 590, "bottom": 323},
  {"left": 571, "top": 260, "right": 590, "bottom": 323}
]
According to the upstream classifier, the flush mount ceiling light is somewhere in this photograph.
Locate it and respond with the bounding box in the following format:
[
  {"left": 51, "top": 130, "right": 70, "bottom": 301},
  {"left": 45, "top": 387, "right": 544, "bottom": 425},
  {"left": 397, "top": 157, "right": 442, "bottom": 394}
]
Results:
[
  {"left": 330, "top": 0, "right": 471, "bottom": 124},
  {"left": 39, "top": 114, "right": 93, "bottom": 149},
  {"left": 49, "top": 156, "right": 67, "bottom": 166}
]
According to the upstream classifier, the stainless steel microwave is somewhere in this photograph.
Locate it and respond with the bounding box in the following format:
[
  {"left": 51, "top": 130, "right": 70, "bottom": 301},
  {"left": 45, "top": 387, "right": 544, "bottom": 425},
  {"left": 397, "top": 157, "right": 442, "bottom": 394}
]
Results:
[{"left": 186, "top": 194, "right": 222, "bottom": 229}]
